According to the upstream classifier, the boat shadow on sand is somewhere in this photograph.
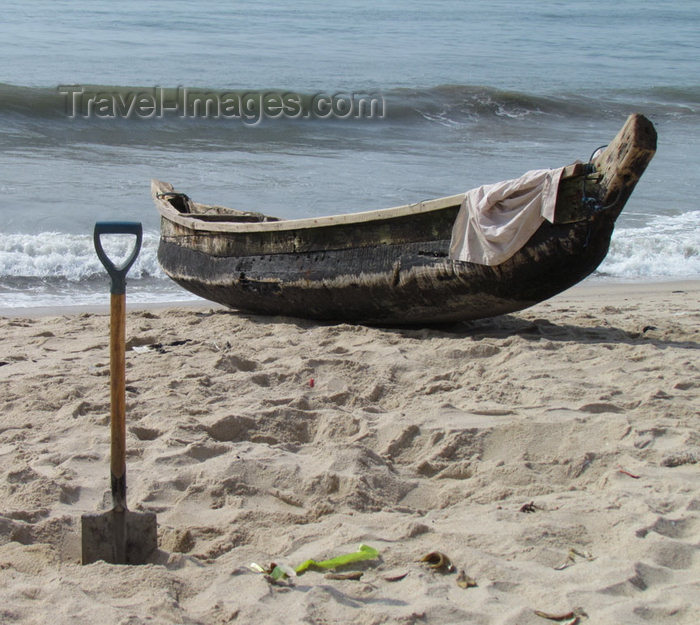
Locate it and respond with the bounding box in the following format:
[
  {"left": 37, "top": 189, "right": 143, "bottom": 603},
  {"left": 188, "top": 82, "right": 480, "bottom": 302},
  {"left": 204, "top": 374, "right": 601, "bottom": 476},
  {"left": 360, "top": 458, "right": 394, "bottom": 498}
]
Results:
[
  {"left": 441, "top": 315, "right": 699, "bottom": 351},
  {"left": 215, "top": 308, "right": 698, "bottom": 352}
]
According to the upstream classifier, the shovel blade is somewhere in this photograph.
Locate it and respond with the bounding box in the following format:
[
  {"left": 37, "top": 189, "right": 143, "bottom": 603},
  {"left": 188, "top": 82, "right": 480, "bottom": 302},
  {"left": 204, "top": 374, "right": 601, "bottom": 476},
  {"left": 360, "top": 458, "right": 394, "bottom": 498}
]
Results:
[{"left": 81, "top": 509, "right": 157, "bottom": 565}]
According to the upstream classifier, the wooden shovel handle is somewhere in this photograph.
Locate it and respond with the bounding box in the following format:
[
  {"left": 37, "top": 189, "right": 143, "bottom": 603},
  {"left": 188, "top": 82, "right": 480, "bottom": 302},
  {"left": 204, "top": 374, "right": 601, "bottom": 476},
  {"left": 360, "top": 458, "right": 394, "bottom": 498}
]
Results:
[{"left": 110, "top": 292, "right": 127, "bottom": 509}]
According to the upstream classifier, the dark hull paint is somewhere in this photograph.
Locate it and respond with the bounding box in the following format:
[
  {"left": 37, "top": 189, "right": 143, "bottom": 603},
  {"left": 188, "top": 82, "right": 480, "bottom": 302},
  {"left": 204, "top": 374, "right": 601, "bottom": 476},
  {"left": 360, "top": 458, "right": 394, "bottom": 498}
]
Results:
[{"left": 158, "top": 212, "right": 615, "bottom": 325}]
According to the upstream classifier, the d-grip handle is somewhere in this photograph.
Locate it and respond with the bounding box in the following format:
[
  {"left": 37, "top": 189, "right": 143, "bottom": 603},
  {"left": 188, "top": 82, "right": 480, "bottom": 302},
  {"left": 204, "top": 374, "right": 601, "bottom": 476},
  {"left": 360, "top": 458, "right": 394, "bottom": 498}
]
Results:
[{"left": 94, "top": 222, "right": 143, "bottom": 294}]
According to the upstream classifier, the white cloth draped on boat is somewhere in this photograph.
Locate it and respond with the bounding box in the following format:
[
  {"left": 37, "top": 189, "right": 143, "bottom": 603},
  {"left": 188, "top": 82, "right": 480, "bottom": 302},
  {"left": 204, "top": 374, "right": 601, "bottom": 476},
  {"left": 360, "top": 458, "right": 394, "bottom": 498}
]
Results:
[{"left": 449, "top": 166, "right": 565, "bottom": 266}]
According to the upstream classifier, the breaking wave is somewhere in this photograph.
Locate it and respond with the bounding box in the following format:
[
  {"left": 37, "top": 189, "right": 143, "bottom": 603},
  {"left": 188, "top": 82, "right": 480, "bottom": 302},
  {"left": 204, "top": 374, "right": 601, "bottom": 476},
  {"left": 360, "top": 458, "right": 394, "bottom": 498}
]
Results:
[
  {"left": 1, "top": 81, "right": 697, "bottom": 129},
  {"left": 600, "top": 211, "right": 700, "bottom": 279}
]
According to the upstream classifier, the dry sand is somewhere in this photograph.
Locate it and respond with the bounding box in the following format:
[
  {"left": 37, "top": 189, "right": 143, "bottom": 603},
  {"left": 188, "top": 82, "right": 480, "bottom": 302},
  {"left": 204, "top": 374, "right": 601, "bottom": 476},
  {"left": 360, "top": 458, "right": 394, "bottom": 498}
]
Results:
[{"left": 1, "top": 280, "right": 698, "bottom": 624}]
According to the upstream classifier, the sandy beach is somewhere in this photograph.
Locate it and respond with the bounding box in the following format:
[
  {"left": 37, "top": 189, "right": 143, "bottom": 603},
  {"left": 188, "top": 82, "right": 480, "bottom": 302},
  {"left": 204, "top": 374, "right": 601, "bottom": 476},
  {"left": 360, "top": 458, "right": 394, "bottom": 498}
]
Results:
[{"left": 1, "top": 280, "right": 698, "bottom": 624}]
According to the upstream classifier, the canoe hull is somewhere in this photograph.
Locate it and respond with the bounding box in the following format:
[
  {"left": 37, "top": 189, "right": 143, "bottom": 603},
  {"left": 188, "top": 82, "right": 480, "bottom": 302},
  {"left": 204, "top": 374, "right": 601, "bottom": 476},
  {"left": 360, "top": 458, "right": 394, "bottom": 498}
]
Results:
[
  {"left": 157, "top": 212, "right": 615, "bottom": 324},
  {"left": 154, "top": 114, "right": 656, "bottom": 325}
]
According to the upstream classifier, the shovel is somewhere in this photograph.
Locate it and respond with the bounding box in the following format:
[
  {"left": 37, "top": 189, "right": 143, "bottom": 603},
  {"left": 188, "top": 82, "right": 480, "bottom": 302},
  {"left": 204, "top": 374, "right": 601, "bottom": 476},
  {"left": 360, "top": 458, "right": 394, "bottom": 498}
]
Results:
[{"left": 82, "top": 221, "right": 157, "bottom": 565}]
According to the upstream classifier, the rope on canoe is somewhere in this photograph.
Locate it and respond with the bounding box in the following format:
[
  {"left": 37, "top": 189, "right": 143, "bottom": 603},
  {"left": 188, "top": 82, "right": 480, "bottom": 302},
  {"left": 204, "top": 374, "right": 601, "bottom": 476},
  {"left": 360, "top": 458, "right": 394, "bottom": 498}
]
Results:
[
  {"left": 581, "top": 144, "right": 620, "bottom": 214},
  {"left": 581, "top": 143, "right": 625, "bottom": 249}
]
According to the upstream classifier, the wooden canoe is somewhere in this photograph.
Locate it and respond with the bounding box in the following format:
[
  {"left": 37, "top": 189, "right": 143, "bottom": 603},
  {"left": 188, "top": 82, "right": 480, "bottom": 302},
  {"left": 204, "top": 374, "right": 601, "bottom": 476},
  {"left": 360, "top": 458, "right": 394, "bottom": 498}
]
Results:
[{"left": 152, "top": 114, "right": 656, "bottom": 325}]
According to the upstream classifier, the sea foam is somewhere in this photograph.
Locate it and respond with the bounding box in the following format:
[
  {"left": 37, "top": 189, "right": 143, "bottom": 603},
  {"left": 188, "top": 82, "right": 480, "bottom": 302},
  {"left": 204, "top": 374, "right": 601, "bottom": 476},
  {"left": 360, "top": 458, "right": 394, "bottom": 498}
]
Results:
[
  {"left": 601, "top": 210, "right": 700, "bottom": 279},
  {"left": 1, "top": 211, "right": 698, "bottom": 310},
  {"left": 0, "top": 231, "right": 163, "bottom": 281}
]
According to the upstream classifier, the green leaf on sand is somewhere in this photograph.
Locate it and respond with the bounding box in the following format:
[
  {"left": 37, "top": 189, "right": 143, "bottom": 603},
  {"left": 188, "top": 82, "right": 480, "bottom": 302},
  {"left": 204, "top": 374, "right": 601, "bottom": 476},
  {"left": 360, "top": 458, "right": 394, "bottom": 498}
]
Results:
[{"left": 295, "top": 544, "right": 379, "bottom": 575}]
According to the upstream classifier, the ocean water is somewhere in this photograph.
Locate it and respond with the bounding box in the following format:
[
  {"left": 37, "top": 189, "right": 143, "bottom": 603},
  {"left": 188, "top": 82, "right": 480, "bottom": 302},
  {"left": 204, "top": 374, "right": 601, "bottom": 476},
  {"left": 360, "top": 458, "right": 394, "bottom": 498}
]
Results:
[{"left": 1, "top": 0, "right": 698, "bottom": 308}]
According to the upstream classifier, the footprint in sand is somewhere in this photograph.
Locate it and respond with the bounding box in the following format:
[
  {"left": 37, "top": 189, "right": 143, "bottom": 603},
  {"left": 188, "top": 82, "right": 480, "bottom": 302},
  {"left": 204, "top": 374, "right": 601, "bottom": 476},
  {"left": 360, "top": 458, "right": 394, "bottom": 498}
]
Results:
[
  {"left": 129, "top": 425, "right": 162, "bottom": 441},
  {"left": 214, "top": 355, "right": 258, "bottom": 373}
]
